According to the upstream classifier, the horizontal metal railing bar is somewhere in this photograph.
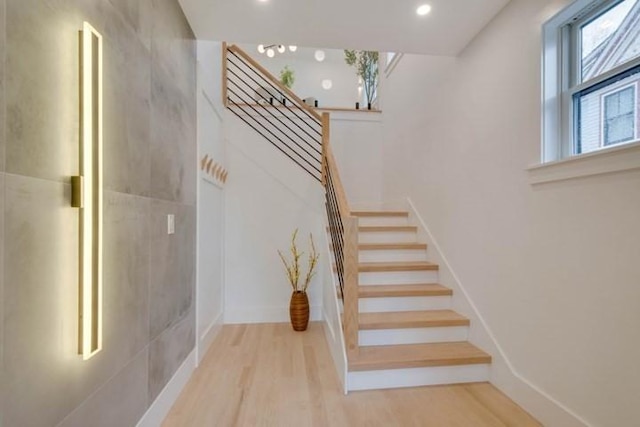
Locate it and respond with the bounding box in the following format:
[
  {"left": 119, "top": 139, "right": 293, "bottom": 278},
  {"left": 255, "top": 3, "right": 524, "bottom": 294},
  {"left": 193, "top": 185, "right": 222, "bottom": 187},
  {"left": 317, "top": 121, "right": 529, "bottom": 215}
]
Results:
[
  {"left": 227, "top": 99, "right": 322, "bottom": 182},
  {"left": 229, "top": 99, "right": 322, "bottom": 182},
  {"left": 226, "top": 70, "right": 323, "bottom": 158},
  {"left": 227, "top": 88, "right": 322, "bottom": 176},
  {"left": 325, "top": 167, "right": 346, "bottom": 299},
  {"left": 226, "top": 59, "right": 324, "bottom": 144},
  {"left": 227, "top": 51, "right": 323, "bottom": 136},
  {"left": 227, "top": 45, "right": 323, "bottom": 122},
  {"left": 226, "top": 80, "right": 322, "bottom": 164},
  {"left": 226, "top": 56, "right": 323, "bottom": 142}
]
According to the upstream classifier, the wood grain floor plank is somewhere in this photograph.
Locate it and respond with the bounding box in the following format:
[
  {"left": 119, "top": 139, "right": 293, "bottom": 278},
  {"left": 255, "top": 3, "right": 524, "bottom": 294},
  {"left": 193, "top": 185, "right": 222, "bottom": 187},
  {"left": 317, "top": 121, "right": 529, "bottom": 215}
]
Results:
[{"left": 163, "top": 323, "right": 540, "bottom": 427}]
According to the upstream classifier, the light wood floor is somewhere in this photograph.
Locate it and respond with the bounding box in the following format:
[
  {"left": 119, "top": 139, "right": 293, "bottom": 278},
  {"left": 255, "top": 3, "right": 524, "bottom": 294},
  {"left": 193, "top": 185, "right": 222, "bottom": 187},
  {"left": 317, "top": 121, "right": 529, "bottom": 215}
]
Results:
[{"left": 163, "top": 323, "right": 541, "bottom": 427}]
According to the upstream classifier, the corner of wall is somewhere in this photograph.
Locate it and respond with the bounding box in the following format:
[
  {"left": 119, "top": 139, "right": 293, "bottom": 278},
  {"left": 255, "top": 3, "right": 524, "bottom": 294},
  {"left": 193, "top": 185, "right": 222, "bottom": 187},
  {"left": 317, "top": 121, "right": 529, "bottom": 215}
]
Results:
[{"left": 136, "top": 350, "right": 196, "bottom": 427}]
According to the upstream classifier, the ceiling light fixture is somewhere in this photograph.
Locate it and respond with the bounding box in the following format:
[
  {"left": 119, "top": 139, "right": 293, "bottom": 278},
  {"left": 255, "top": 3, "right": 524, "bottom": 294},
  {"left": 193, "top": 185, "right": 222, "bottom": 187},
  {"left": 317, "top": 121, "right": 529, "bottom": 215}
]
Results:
[
  {"left": 417, "top": 4, "right": 432, "bottom": 16},
  {"left": 315, "top": 50, "right": 326, "bottom": 62},
  {"left": 322, "top": 79, "right": 333, "bottom": 90},
  {"left": 256, "top": 44, "right": 297, "bottom": 58}
]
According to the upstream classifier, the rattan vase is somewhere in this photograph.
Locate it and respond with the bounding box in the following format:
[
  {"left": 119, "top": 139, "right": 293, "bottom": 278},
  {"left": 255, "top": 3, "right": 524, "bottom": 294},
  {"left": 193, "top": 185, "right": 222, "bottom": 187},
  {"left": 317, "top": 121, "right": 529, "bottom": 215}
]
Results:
[{"left": 289, "top": 291, "right": 310, "bottom": 331}]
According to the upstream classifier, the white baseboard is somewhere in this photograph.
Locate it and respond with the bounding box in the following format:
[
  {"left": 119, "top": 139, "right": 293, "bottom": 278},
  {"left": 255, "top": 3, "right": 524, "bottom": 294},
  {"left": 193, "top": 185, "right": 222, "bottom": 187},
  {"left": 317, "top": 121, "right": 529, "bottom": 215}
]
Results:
[
  {"left": 224, "top": 305, "right": 323, "bottom": 324},
  {"left": 136, "top": 350, "right": 196, "bottom": 427},
  {"left": 198, "top": 312, "right": 223, "bottom": 365},
  {"left": 405, "top": 197, "right": 590, "bottom": 427}
]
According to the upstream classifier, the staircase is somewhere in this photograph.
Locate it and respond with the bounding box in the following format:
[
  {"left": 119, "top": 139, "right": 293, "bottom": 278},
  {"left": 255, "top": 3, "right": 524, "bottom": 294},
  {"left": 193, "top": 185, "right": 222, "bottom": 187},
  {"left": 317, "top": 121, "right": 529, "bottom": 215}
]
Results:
[
  {"left": 221, "top": 43, "right": 491, "bottom": 392},
  {"left": 345, "top": 210, "right": 491, "bottom": 391}
]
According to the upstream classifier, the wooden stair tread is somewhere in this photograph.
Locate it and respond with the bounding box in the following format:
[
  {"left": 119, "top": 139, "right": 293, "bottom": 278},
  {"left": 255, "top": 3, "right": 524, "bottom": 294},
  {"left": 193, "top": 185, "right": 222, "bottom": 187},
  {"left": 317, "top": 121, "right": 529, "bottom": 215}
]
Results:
[
  {"left": 359, "top": 226, "right": 417, "bottom": 233},
  {"left": 359, "top": 243, "right": 427, "bottom": 251},
  {"left": 359, "top": 284, "right": 452, "bottom": 298},
  {"left": 352, "top": 211, "right": 409, "bottom": 217},
  {"left": 350, "top": 342, "right": 491, "bottom": 371},
  {"left": 359, "top": 310, "right": 469, "bottom": 329},
  {"left": 359, "top": 261, "right": 439, "bottom": 272}
]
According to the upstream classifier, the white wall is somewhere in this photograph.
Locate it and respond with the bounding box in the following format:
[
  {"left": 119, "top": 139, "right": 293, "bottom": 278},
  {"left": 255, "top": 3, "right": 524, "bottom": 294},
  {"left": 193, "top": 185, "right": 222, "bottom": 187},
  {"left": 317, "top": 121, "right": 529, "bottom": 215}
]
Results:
[
  {"left": 329, "top": 112, "right": 384, "bottom": 209},
  {"left": 196, "top": 41, "right": 226, "bottom": 362},
  {"left": 381, "top": 1, "right": 640, "bottom": 426},
  {"left": 236, "top": 45, "right": 361, "bottom": 109},
  {"left": 223, "top": 110, "right": 325, "bottom": 323}
]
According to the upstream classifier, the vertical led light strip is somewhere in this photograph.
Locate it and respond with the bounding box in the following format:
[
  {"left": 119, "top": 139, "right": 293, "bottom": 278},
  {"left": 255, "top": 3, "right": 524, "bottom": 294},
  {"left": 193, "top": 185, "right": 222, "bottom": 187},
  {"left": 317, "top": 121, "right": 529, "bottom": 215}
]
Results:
[{"left": 74, "top": 22, "right": 103, "bottom": 360}]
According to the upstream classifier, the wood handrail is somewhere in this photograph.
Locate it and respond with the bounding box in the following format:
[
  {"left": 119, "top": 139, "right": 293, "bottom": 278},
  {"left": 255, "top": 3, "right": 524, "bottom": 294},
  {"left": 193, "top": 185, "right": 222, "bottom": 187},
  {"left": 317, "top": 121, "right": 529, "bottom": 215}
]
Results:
[
  {"left": 227, "top": 44, "right": 323, "bottom": 122},
  {"left": 321, "top": 113, "right": 358, "bottom": 360},
  {"left": 324, "top": 143, "right": 351, "bottom": 216}
]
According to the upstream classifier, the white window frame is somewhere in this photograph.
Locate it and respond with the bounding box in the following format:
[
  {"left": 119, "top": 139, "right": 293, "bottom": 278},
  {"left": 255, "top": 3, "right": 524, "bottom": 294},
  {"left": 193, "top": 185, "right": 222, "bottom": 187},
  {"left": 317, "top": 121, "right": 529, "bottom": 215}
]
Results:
[
  {"left": 384, "top": 52, "right": 403, "bottom": 77},
  {"left": 542, "top": 0, "right": 640, "bottom": 163},
  {"left": 600, "top": 82, "right": 637, "bottom": 147}
]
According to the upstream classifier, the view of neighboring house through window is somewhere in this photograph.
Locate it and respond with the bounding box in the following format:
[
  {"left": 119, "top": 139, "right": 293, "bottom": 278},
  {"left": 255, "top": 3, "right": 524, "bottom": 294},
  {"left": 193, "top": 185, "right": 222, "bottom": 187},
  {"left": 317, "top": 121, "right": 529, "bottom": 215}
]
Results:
[
  {"left": 544, "top": 0, "right": 640, "bottom": 159},
  {"left": 574, "top": 0, "right": 640, "bottom": 153},
  {"left": 603, "top": 85, "right": 636, "bottom": 146}
]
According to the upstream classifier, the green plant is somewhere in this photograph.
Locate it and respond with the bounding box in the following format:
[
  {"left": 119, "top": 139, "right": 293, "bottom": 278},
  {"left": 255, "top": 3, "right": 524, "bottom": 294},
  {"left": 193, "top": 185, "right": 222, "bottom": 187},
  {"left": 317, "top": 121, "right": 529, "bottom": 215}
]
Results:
[
  {"left": 279, "top": 65, "right": 295, "bottom": 89},
  {"left": 344, "top": 50, "right": 379, "bottom": 105},
  {"left": 277, "top": 229, "right": 319, "bottom": 293}
]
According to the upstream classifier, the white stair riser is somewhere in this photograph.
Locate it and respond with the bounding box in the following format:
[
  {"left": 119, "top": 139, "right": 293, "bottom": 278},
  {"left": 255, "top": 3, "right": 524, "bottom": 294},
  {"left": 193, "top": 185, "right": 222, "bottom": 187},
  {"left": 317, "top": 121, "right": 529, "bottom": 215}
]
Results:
[
  {"left": 359, "top": 249, "right": 428, "bottom": 263},
  {"left": 356, "top": 217, "right": 409, "bottom": 227},
  {"left": 359, "top": 326, "right": 468, "bottom": 346},
  {"left": 359, "top": 270, "right": 439, "bottom": 285},
  {"left": 359, "top": 231, "right": 417, "bottom": 244},
  {"left": 359, "top": 296, "right": 451, "bottom": 312},
  {"left": 347, "top": 364, "right": 489, "bottom": 391}
]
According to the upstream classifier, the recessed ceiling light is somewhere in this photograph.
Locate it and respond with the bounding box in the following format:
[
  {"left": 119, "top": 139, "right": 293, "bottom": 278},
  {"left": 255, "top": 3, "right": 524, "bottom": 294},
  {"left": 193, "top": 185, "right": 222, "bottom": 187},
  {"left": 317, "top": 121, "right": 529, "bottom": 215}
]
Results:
[
  {"left": 315, "top": 50, "right": 326, "bottom": 62},
  {"left": 416, "top": 4, "right": 432, "bottom": 16},
  {"left": 322, "top": 79, "right": 333, "bottom": 90},
  {"left": 258, "top": 0, "right": 269, "bottom": 3}
]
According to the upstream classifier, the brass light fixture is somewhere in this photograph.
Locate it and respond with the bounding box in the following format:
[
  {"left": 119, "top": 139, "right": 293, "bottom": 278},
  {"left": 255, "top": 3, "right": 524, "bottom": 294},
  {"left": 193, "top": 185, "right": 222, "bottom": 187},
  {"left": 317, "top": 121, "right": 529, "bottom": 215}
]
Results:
[
  {"left": 257, "top": 44, "right": 297, "bottom": 58},
  {"left": 72, "top": 22, "right": 103, "bottom": 360}
]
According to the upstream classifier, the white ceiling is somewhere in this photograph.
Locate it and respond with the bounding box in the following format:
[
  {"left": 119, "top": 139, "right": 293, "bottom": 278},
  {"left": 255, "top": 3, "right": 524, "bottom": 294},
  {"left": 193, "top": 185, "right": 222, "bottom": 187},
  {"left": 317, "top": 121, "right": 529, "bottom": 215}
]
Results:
[{"left": 178, "top": 0, "right": 510, "bottom": 56}]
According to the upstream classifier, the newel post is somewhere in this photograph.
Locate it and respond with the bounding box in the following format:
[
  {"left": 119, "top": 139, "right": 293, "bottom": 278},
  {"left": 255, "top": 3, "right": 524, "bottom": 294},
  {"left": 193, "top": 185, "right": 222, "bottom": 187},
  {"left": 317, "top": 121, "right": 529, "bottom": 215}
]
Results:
[
  {"left": 343, "top": 215, "right": 359, "bottom": 361},
  {"left": 221, "top": 42, "right": 228, "bottom": 107},
  {"left": 321, "top": 112, "right": 330, "bottom": 186}
]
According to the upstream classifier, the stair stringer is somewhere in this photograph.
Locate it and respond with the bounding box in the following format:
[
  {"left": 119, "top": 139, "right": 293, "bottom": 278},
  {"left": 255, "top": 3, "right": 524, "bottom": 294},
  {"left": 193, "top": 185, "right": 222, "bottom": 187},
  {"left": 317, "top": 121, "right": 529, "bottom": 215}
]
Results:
[{"left": 403, "top": 197, "right": 589, "bottom": 427}]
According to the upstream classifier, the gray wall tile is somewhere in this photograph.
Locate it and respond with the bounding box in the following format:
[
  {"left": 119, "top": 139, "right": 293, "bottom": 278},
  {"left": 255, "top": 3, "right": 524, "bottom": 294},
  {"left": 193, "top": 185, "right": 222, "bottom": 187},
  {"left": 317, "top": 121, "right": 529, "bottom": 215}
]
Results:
[
  {"left": 0, "top": 0, "right": 5, "bottom": 172},
  {"left": 102, "top": 191, "right": 150, "bottom": 373},
  {"left": 5, "top": 0, "right": 81, "bottom": 182},
  {"left": 149, "top": 0, "right": 196, "bottom": 205},
  {"left": 148, "top": 199, "right": 196, "bottom": 340},
  {"left": 101, "top": 9, "right": 152, "bottom": 197},
  {"left": 3, "top": 175, "right": 81, "bottom": 426},
  {"left": 108, "top": 0, "right": 153, "bottom": 51},
  {"left": 58, "top": 348, "right": 149, "bottom": 427},
  {"left": 1, "top": 0, "right": 196, "bottom": 425},
  {"left": 148, "top": 307, "right": 195, "bottom": 403}
]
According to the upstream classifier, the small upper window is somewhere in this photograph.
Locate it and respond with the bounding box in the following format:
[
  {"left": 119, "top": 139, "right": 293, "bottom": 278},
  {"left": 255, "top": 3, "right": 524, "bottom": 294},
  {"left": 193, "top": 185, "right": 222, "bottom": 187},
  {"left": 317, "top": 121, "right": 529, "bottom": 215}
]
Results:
[{"left": 543, "top": 0, "right": 640, "bottom": 162}]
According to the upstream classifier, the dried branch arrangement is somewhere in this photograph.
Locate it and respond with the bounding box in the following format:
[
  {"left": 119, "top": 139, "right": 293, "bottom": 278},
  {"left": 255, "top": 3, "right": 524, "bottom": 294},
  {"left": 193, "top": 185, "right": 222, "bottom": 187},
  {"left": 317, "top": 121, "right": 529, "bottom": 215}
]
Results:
[{"left": 278, "top": 229, "right": 319, "bottom": 293}]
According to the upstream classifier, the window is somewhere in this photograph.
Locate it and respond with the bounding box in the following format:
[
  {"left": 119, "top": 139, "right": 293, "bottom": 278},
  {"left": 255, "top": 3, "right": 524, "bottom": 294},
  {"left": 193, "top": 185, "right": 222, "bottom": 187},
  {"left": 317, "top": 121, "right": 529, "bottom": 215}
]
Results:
[
  {"left": 603, "top": 85, "right": 636, "bottom": 146},
  {"left": 543, "top": 0, "right": 640, "bottom": 162},
  {"left": 384, "top": 51, "right": 403, "bottom": 77}
]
